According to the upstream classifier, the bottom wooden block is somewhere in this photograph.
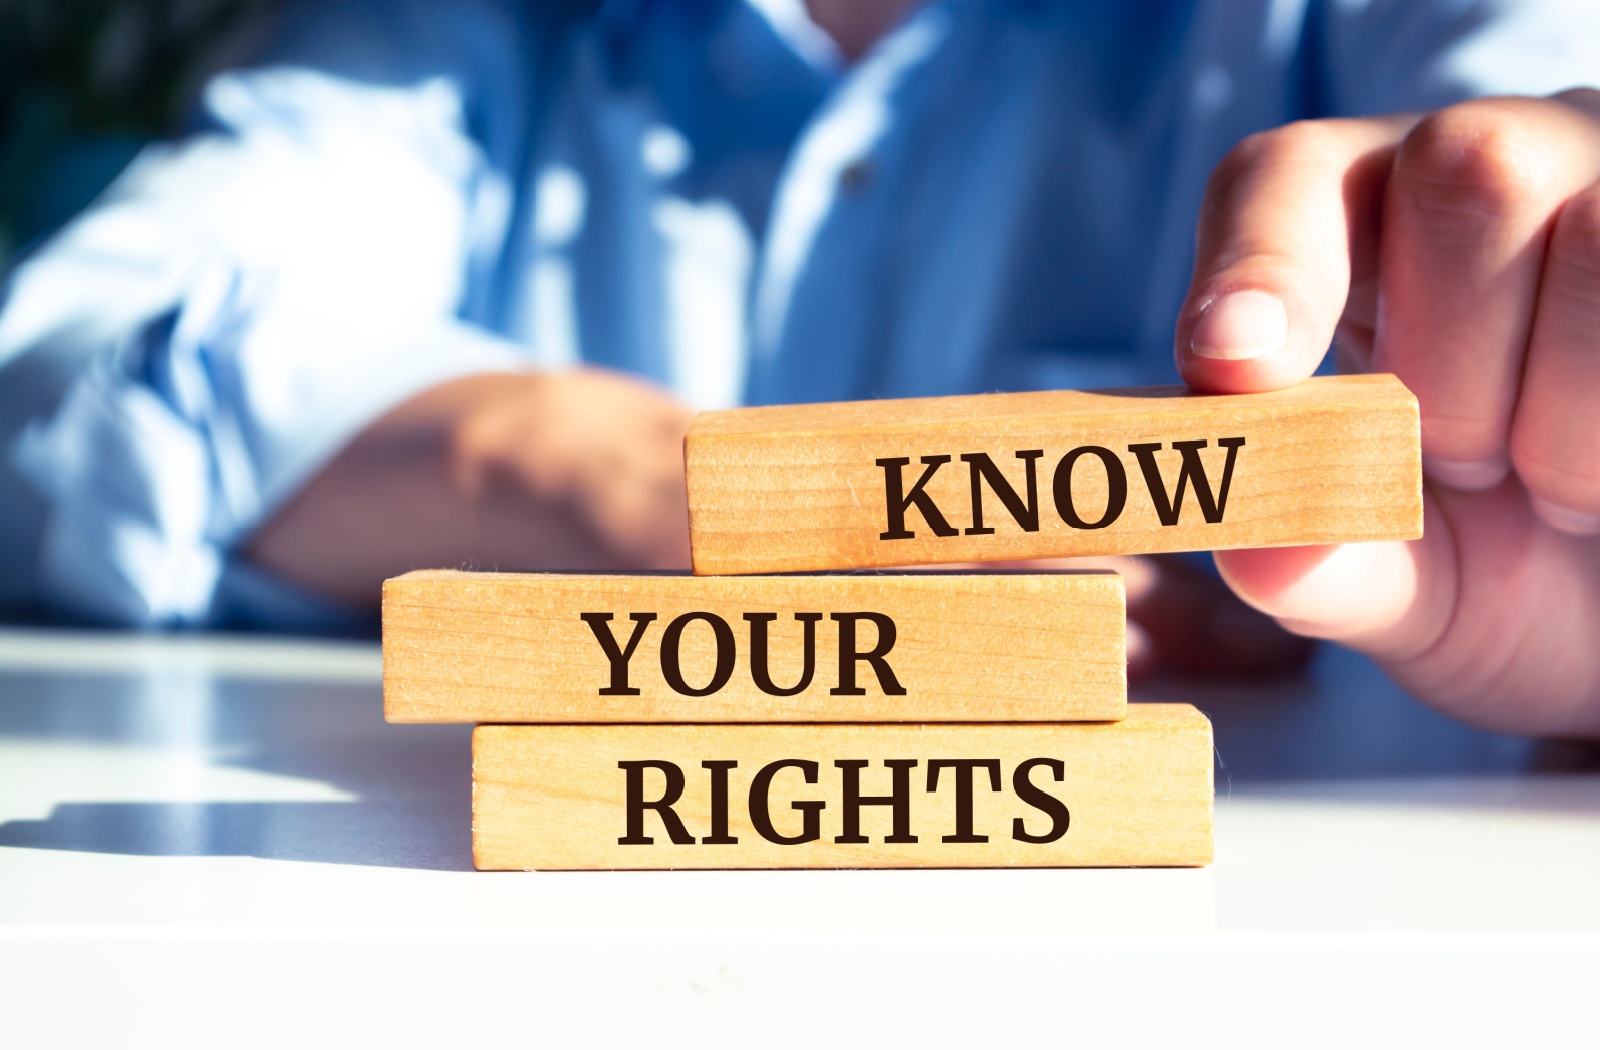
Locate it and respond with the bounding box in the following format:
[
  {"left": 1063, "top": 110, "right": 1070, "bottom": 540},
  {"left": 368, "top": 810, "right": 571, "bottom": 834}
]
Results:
[{"left": 472, "top": 705, "right": 1213, "bottom": 870}]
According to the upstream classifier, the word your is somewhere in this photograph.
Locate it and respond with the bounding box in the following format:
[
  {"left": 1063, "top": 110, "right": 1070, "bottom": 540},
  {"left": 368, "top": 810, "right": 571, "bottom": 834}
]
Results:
[
  {"left": 581, "top": 611, "right": 905, "bottom": 697},
  {"left": 618, "top": 757, "right": 1071, "bottom": 846},
  {"left": 877, "top": 438, "right": 1246, "bottom": 539}
]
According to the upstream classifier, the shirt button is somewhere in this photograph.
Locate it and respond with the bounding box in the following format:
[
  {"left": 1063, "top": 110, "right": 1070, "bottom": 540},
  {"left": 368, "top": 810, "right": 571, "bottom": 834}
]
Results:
[{"left": 838, "top": 158, "right": 874, "bottom": 193}]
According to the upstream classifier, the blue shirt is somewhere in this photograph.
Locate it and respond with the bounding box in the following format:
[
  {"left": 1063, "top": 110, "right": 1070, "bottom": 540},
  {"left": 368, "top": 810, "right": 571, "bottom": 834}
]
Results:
[{"left": 0, "top": 0, "right": 1595, "bottom": 629}]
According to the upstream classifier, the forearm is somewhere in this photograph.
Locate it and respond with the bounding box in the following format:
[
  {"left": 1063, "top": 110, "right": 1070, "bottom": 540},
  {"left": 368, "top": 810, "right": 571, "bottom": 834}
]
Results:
[{"left": 246, "top": 370, "right": 694, "bottom": 611}]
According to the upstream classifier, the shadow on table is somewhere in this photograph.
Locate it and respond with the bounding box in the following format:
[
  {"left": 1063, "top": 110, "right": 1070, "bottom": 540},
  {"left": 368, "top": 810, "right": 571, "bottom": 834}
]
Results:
[
  {"left": 2, "top": 637, "right": 1596, "bottom": 872},
  {"left": 0, "top": 665, "right": 477, "bottom": 871},
  {"left": 0, "top": 797, "right": 473, "bottom": 871},
  {"left": 1223, "top": 769, "right": 1600, "bottom": 820}
]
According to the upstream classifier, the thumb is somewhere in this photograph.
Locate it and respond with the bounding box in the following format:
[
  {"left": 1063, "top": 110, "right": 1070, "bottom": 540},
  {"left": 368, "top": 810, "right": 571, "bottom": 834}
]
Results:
[
  {"left": 1212, "top": 495, "right": 1456, "bottom": 662},
  {"left": 1176, "top": 117, "right": 1413, "bottom": 394}
]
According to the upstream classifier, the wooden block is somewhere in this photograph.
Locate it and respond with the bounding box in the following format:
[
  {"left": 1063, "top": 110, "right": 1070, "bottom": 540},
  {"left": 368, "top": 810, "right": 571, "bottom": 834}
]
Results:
[
  {"left": 686, "top": 373, "right": 1422, "bottom": 574},
  {"left": 384, "top": 569, "right": 1124, "bottom": 723},
  {"left": 472, "top": 705, "right": 1213, "bottom": 870}
]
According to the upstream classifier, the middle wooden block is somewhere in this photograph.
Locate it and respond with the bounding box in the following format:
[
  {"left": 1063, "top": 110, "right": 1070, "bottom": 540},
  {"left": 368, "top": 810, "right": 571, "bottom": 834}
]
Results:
[{"left": 383, "top": 569, "right": 1125, "bottom": 723}]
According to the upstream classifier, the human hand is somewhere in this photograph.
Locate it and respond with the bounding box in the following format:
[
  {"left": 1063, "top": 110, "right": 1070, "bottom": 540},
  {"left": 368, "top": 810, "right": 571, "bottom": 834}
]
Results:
[
  {"left": 249, "top": 367, "right": 693, "bottom": 609},
  {"left": 449, "top": 367, "right": 694, "bottom": 570},
  {"left": 946, "top": 555, "right": 1313, "bottom": 684},
  {"left": 1176, "top": 92, "right": 1600, "bottom": 735}
]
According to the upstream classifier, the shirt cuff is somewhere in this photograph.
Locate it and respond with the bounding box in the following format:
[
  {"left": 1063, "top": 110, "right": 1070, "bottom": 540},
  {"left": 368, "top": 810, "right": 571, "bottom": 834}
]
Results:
[{"left": 15, "top": 298, "right": 529, "bottom": 628}]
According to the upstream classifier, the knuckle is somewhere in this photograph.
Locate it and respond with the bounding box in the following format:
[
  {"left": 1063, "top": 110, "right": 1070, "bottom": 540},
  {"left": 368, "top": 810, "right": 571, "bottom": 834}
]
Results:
[
  {"left": 1554, "top": 86, "right": 1600, "bottom": 117},
  {"left": 1204, "top": 137, "right": 1265, "bottom": 203},
  {"left": 1263, "top": 119, "right": 1351, "bottom": 163},
  {"left": 1398, "top": 104, "right": 1561, "bottom": 220},
  {"left": 1208, "top": 121, "right": 1343, "bottom": 198},
  {"left": 1203, "top": 122, "right": 1344, "bottom": 204}
]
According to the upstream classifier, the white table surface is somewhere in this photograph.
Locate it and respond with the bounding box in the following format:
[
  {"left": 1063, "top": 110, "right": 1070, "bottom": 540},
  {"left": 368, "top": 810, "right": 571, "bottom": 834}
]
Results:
[{"left": 2, "top": 626, "right": 1597, "bottom": 1047}]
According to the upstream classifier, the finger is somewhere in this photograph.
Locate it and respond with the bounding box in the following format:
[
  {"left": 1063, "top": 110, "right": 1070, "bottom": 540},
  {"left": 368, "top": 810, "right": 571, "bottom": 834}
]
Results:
[
  {"left": 1213, "top": 492, "right": 1457, "bottom": 662},
  {"left": 966, "top": 555, "right": 1310, "bottom": 678},
  {"left": 1126, "top": 619, "right": 1157, "bottom": 684},
  {"left": 1124, "top": 554, "right": 1314, "bottom": 679},
  {"left": 1177, "top": 116, "right": 1413, "bottom": 394},
  {"left": 1374, "top": 95, "right": 1600, "bottom": 491},
  {"left": 1220, "top": 487, "right": 1600, "bottom": 735},
  {"left": 1512, "top": 178, "right": 1600, "bottom": 535},
  {"left": 916, "top": 556, "right": 1154, "bottom": 682}
]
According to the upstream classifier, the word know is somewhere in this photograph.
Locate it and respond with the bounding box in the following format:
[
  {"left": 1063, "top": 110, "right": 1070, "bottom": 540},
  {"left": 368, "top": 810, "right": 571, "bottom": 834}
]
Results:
[{"left": 877, "top": 438, "right": 1246, "bottom": 540}]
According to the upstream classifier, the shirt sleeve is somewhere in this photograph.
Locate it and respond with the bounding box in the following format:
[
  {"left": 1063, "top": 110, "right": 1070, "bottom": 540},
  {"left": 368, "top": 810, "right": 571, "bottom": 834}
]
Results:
[
  {"left": 0, "top": 38, "right": 533, "bottom": 629},
  {"left": 1318, "top": 0, "right": 1600, "bottom": 115}
]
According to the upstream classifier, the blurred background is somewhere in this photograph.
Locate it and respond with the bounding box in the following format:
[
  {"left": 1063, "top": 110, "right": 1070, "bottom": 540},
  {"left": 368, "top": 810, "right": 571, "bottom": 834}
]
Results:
[{"left": 0, "top": 0, "right": 275, "bottom": 266}]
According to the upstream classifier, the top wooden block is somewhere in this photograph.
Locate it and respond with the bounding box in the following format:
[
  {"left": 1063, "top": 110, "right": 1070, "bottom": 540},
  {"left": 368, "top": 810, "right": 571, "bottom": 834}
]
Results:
[{"left": 686, "top": 373, "right": 1422, "bottom": 575}]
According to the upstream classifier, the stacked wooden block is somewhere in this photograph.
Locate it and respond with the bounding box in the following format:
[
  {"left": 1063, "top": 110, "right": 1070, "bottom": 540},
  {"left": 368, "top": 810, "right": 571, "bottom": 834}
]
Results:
[{"left": 383, "top": 374, "right": 1422, "bottom": 870}]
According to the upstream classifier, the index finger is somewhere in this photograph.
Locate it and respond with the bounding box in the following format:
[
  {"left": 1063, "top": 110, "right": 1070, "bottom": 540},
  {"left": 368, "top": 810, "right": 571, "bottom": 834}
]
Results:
[{"left": 1176, "top": 116, "right": 1414, "bottom": 394}]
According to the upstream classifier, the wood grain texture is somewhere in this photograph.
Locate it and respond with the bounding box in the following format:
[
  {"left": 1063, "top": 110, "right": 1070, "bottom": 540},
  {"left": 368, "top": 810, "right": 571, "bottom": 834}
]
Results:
[
  {"left": 472, "top": 706, "right": 1212, "bottom": 870},
  {"left": 686, "top": 373, "right": 1422, "bottom": 574},
  {"left": 384, "top": 569, "right": 1124, "bottom": 723}
]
